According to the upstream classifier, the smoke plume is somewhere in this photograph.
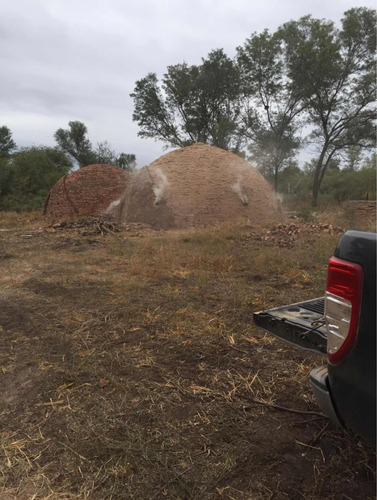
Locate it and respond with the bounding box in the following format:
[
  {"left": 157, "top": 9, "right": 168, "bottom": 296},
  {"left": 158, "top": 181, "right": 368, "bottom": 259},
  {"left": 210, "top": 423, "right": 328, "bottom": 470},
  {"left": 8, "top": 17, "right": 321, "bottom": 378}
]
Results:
[
  {"left": 231, "top": 178, "right": 248, "bottom": 206},
  {"left": 152, "top": 167, "right": 169, "bottom": 205}
]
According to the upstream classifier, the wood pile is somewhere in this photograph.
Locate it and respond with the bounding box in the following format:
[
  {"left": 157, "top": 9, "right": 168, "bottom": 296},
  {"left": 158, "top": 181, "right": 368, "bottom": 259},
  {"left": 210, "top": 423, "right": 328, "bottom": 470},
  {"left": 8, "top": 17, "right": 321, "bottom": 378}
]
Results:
[
  {"left": 49, "top": 216, "right": 153, "bottom": 236},
  {"left": 49, "top": 215, "right": 121, "bottom": 236},
  {"left": 237, "top": 222, "right": 344, "bottom": 248}
]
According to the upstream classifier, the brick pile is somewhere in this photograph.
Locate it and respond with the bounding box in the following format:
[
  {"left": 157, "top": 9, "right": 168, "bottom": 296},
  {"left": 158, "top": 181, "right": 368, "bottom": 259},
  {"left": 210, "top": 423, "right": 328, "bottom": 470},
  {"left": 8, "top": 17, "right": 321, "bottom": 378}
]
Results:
[
  {"left": 116, "top": 143, "right": 283, "bottom": 229},
  {"left": 44, "top": 164, "right": 130, "bottom": 219}
]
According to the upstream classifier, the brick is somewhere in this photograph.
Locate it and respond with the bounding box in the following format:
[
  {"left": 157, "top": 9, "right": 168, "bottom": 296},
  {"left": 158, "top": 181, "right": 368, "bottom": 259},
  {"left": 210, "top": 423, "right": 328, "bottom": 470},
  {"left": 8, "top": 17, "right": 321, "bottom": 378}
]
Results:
[
  {"left": 44, "top": 164, "right": 130, "bottom": 219},
  {"left": 116, "top": 143, "right": 283, "bottom": 229}
]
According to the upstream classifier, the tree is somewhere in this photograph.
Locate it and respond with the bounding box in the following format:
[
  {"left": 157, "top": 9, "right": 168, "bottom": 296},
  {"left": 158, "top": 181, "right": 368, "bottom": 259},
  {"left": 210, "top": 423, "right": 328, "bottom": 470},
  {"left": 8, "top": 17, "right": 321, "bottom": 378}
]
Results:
[
  {"left": 54, "top": 121, "right": 136, "bottom": 170},
  {"left": 131, "top": 49, "right": 241, "bottom": 150},
  {"left": 0, "top": 126, "right": 16, "bottom": 157},
  {"left": 237, "top": 30, "right": 305, "bottom": 191},
  {"left": 280, "top": 8, "right": 376, "bottom": 206},
  {"left": 343, "top": 145, "right": 362, "bottom": 171},
  {"left": 54, "top": 121, "right": 96, "bottom": 167},
  {"left": 0, "top": 147, "right": 73, "bottom": 211},
  {"left": 118, "top": 153, "right": 136, "bottom": 171},
  {"left": 94, "top": 142, "right": 136, "bottom": 171}
]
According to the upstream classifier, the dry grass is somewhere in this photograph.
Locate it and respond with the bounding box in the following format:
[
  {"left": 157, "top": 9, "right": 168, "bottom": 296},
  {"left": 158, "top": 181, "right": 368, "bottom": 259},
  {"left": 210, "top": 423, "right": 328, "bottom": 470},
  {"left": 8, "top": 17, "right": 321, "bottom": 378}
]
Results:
[{"left": 0, "top": 211, "right": 375, "bottom": 500}]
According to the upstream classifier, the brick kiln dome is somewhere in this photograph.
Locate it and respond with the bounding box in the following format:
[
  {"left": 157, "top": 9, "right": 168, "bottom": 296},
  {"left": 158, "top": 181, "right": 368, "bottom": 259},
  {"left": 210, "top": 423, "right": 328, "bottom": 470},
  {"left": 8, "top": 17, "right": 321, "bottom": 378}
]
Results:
[
  {"left": 44, "top": 164, "right": 130, "bottom": 218},
  {"left": 114, "top": 143, "right": 282, "bottom": 229}
]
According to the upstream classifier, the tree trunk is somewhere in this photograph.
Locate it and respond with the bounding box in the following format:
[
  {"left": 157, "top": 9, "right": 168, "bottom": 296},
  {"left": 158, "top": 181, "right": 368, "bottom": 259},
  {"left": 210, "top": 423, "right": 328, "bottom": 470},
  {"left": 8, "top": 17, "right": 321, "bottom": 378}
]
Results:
[
  {"left": 312, "top": 163, "right": 321, "bottom": 207},
  {"left": 312, "top": 182, "right": 319, "bottom": 207},
  {"left": 312, "top": 146, "right": 328, "bottom": 207}
]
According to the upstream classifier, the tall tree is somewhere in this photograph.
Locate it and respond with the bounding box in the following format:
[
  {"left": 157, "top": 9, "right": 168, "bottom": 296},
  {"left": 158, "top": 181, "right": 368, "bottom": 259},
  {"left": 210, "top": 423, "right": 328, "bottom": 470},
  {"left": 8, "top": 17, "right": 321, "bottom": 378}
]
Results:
[
  {"left": 54, "top": 121, "right": 96, "bottom": 167},
  {"left": 54, "top": 121, "right": 136, "bottom": 170},
  {"left": 131, "top": 49, "right": 241, "bottom": 150},
  {"left": 237, "top": 30, "right": 305, "bottom": 191},
  {"left": 0, "top": 126, "right": 17, "bottom": 157},
  {"left": 280, "top": 8, "right": 376, "bottom": 206}
]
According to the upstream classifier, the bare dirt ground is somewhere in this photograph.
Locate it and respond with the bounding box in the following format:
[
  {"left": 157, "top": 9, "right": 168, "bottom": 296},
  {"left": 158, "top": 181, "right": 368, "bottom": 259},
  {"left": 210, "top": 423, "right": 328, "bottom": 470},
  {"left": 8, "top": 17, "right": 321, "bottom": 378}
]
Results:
[{"left": 0, "top": 212, "right": 375, "bottom": 500}]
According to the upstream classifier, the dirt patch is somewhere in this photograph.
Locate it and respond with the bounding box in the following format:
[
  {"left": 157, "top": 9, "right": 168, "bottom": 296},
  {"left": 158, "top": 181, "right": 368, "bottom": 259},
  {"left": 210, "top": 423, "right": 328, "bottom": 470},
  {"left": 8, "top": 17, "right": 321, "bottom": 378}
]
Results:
[{"left": 0, "top": 214, "right": 374, "bottom": 500}]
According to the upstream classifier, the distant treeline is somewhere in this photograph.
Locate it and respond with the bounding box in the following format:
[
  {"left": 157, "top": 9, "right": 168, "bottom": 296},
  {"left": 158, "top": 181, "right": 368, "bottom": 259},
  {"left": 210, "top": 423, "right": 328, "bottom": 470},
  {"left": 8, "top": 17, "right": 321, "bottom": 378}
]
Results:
[{"left": 0, "top": 123, "right": 136, "bottom": 212}]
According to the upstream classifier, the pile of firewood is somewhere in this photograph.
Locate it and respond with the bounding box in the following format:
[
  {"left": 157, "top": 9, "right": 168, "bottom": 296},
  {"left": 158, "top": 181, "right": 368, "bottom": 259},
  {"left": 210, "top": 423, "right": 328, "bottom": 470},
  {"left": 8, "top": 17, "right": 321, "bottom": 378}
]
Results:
[
  {"left": 236, "top": 222, "right": 344, "bottom": 249},
  {"left": 49, "top": 215, "right": 121, "bottom": 236}
]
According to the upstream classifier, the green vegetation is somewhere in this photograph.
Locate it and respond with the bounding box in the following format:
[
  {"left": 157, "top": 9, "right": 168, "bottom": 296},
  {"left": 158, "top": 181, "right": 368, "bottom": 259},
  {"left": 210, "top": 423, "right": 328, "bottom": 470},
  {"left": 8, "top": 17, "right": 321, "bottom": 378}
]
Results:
[
  {"left": 0, "top": 123, "right": 136, "bottom": 211},
  {"left": 0, "top": 126, "right": 17, "bottom": 157},
  {"left": 131, "top": 49, "right": 241, "bottom": 151},
  {"left": 0, "top": 147, "right": 73, "bottom": 211},
  {"left": 268, "top": 153, "right": 376, "bottom": 202},
  {"left": 131, "top": 7, "right": 376, "bottom": 205},
  {"left": 54, "top": 121, "right": 136, "bottom": 170}
]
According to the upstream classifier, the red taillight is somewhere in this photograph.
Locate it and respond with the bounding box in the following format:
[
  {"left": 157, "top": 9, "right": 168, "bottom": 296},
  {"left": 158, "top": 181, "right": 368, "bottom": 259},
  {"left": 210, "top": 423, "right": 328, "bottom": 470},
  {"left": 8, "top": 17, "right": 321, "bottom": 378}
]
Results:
[{"left": 325, "top": 257, "right": 363, "bottom": 364}]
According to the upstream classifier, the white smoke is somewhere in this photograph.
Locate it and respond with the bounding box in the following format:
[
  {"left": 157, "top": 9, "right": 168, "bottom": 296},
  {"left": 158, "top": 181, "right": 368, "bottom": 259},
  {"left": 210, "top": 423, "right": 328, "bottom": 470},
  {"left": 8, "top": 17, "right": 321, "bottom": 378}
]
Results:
[
  {"left": 152, "top": 168, "right": 169, "bottom": 205},
  {"left": 106, "top": 197, "right": 122, "bottom": 213},
  {"left": 231, "top": 178, "right": 248, "bottom": 206}
]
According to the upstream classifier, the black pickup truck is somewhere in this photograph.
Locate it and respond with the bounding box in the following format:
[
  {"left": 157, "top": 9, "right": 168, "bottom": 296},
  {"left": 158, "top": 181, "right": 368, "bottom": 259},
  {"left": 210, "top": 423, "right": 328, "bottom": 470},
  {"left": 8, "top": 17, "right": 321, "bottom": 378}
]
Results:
[{"left": 254, "top": 230, "right": 376, "bottom": 446}]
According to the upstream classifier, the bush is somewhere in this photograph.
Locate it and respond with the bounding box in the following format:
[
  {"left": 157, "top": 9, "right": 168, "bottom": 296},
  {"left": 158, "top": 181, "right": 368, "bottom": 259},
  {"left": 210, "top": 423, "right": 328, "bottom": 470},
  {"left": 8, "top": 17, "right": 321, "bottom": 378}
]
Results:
[{"left": 0, "top": 147, "right": 72, "bottom": 211}]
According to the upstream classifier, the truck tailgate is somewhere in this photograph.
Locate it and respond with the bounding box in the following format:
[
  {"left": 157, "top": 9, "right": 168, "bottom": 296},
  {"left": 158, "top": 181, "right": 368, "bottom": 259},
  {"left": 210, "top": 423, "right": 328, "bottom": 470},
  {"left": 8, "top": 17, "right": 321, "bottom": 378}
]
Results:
[{"left": 253, "top": 297, "right": 327, "bottom": 355}]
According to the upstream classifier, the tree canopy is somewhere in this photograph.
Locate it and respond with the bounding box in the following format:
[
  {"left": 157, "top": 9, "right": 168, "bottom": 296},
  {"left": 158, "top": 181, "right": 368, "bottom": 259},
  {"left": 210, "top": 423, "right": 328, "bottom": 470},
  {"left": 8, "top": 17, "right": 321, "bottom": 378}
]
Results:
[
  {"left": 131, "top": 8, "right": 376, "bottom": 204},
  {"left": 131, "top": 49, "right": 242, "bottom": 151},
  {"left": 54, "top": 121, "right": 136, "bottom": 170},
  {"left": 237, "top": 30, "right": 305, "bottom": 190},
  {"left": 0, "top": 147, "right": 73, "bottom": 211},
  {"left": 279, "top": 7, "right": 376, "bottom": 205},
  {"left": 0, "top": 126, "right": 17, "bottom": 157}
]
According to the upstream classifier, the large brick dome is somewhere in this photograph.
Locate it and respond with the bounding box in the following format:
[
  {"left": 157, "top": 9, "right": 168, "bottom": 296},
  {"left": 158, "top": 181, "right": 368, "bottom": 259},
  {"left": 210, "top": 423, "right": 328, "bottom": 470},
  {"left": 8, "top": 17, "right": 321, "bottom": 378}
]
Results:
[
  {"left": 44, "top": 164, "right": 130, "bottom": 218},
  {"left": 114, "top": 143, "right": 282, "bottom": 228}
]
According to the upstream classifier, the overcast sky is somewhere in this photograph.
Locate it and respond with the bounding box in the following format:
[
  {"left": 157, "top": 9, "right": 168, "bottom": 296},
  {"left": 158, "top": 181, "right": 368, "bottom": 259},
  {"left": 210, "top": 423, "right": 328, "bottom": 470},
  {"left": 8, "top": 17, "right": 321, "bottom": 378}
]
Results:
[{"left": 1, "top": 0, "right": 375, "bottom": 167}]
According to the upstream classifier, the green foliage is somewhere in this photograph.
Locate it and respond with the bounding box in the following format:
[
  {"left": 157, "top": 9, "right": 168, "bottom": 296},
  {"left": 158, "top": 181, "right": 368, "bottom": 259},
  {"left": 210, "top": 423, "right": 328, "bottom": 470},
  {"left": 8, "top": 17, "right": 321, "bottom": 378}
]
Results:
[
  {"left": 275, "top": 156, "right": 376, "bottom": 205},
  {"left": 319, "top": 167, "right": 376, "bottom": 202},
  {"left": 54, "top": 121, "right": 96, "bottom": 167},
  {"left": 279, "top": 8, "right": 376, "bottom": 205},
  {"left": 131, "top": 8, "right": 375, "bottom": 200},
  {"left": 0, "top": 126, "right": 17, "bottom": 157},
  {"left": 55, "top": 121, "right": 136, "bottom": 170},
  {"left": 237, "top": 30, "right": 304, "bottom": 190},
  {"left": 118, "top": 153, "right": 136, "bottom": 171},
  {"left": 0, "top": 147, "right": 73, "bottom": 211},
  {"left": 131, "top": 49, "right": 241, "bottom": 150}
]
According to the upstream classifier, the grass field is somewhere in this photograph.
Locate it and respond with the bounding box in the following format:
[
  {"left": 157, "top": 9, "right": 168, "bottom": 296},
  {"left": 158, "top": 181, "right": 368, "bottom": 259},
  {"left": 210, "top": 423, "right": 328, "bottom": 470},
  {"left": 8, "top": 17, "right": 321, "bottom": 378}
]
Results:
[{"left": 0, "top": 209, "right": 375, "bottom": 499}]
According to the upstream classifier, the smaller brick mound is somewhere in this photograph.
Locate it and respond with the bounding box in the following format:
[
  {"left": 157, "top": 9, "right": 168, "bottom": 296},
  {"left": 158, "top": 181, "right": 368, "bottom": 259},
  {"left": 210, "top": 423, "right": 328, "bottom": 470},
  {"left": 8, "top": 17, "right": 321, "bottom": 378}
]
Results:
[{"left": 44, "top": 164, "right": 130, "bottom": 219}]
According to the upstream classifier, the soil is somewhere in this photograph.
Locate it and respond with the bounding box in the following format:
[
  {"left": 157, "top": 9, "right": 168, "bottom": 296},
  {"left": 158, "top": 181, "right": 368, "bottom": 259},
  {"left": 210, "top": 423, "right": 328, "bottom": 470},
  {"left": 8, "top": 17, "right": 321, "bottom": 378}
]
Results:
[{"left": 0, "top": 215, "right": 375, "bottom": 500}]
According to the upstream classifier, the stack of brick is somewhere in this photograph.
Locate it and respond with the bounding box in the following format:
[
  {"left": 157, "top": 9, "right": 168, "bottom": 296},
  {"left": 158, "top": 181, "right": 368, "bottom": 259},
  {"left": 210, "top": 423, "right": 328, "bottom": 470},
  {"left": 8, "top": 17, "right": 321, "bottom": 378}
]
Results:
[
  {"left": 44, "top": 164, "right": 130, "bottom": 219},
  {"left": 116, "top": 143, "right": 283, "bottom": 229}
]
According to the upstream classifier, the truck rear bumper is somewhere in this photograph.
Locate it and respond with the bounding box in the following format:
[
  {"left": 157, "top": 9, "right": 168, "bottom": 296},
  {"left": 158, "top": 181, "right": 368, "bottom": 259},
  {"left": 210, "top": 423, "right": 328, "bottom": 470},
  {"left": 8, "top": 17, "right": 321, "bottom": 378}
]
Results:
[{"left": 310, "top": 365, "right": 342, "bottom": 426}]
